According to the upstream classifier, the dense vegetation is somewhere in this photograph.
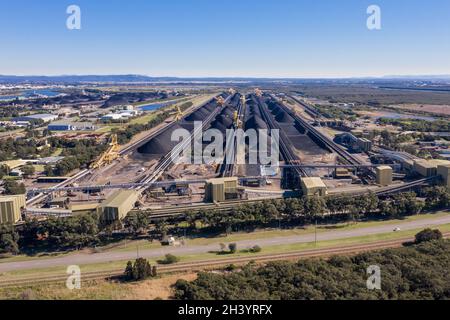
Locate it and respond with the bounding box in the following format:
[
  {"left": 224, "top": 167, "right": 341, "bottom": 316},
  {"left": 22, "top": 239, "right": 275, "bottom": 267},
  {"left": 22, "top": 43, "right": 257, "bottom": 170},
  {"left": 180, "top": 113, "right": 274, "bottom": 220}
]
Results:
[
  {"left": 174, "top": 238, "right": 450, "bottom": 300},
  {"left": 2, "top": 180, "right": 26, "bottom": 195},
  {"left": 314, "top": 104, "right": 358, "bottom": 121},
  {"left": 0, "top": 136, "right": 53, "bottom": 161},
  {"left": 155, "top": 187, "right": 449, "bottom": 237},
  {"left": 45, "top": 137, "right": 108, "bottom": 176},
  {"left": 378, "top": 118, "right": 450, "bottom": 132}
]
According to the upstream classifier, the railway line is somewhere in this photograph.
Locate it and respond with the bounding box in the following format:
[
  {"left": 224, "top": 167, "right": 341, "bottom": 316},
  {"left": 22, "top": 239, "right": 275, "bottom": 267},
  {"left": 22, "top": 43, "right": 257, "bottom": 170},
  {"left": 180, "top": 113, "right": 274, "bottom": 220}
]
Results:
[
  {"left": 253, "top": 94, "right": 308, "bottom": 186},
  {"left": 220, "top": 93, "right": 244, "bottom": 177},
  {"left": 273, "top": 94, "right": 364, "bottom": 167},
  {"left": 25, "top": 94, "right": 229, "bottom": 206},
  {"left": 2, "top": 233, "right": 448, "bottom": 289},
  {"left": 136, "top": 93, "right": 235, "bottom": 190}
]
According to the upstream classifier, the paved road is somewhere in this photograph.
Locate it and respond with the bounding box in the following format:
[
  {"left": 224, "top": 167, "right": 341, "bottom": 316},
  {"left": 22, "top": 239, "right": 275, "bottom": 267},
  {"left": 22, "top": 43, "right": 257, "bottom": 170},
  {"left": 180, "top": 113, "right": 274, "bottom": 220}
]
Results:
[{"left": 1, "top": 214, "right": 449, "bottom": 273}]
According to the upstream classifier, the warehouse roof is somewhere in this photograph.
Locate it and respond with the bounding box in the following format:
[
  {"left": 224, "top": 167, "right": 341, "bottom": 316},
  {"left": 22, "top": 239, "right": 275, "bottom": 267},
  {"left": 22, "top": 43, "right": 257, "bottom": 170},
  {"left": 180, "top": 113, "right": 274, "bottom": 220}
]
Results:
[
  {"left": 70, "top": 203, "right": 100, "bottom": 211},
  {"left": 0, "top": 160, "right": 27, "bottom": 169},
  {"left": 14, "top": 114, "right": 58, "bottom": 121},
  {"left": 414, "top": 159, "right": 450, "bottom": 168},
  {"left": 301, "top": 177, "right": 327, "bottom": 189},
  {"left": 101, "top": 190, "right": 138, "bottom": 208}
]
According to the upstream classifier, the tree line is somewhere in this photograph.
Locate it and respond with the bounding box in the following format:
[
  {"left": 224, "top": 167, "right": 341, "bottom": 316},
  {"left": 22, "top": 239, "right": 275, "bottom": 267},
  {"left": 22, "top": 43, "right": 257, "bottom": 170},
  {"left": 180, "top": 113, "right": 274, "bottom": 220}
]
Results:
[
  {"left": 156, "top": 187, "right": 450, "bottom": 236},
  {"left": 174, "top": 236, "right": 450, "bottom": 300},
  {"left": 1, "top": 187, "right": 448, "bottom": 256}
]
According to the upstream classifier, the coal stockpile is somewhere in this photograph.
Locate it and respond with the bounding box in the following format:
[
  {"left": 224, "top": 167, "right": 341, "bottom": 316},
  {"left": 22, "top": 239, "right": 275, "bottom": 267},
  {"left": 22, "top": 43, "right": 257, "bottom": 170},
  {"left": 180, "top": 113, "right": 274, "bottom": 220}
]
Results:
[
  {"left": 246, "top": 115, "right": 268, "bottom": 130},
  {"left": 138, "top": 93, "right": 240, "bottom": 158},
  {"left": 268, "top": 100, "right": 330, "bottom": 155},
  {"left": 275, "top": 112, "right": 295, "bottom": 123},
  {"left": 185, "top": 101, "right": 216, "bottom": 121},
  {"left": 137, "top": 122, "right": 194, "bottom": 156}
]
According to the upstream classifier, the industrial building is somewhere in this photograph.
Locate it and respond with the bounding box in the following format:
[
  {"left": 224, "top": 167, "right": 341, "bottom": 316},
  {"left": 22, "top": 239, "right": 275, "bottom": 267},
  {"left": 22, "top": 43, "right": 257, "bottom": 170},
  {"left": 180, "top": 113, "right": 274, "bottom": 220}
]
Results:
[
  {"left": 48, "top": 121, "right": 96, "bottom": 131},
  {"left": 0, "top": 194, "right": 26, "bottom": 224},
  {"left": 357, "top": 138, "right": 372, "bottom": 152},
  {"left": 205, "top": 177, "right": 238, "bottom": 202},
  {"left": 437, "top": 164, "right": 450, "bottom": 188},
  {"left": 376, "top": 166, "right": 393, "bottom": 186},
  {"left": 334, "top": 168, "right": 352, "bottom": 179},
  {"left": 69, "top": 203, "right": 100, "bottom": 215},
  {"left": 334, "top": 133, "right": 372, "bottom": 153},
  {"left": 98, "top": 190, "right": 139, "bottom": 222},
  {"left": 414, "top": 159, "right": 450, "bottom": 177},
  {"left": 301, "top": 177, "right": 328, "bottom": 197},
  {"left": 101, "top": 113, "right": 123, "bottom": 121},
  {"left": 13, "top": 113, "right": 58, "bottom": 123}
]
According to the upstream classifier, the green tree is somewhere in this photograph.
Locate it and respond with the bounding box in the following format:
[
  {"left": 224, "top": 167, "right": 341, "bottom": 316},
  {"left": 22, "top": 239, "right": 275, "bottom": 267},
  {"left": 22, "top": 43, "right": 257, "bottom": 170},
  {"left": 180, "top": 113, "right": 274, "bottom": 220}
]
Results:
[
  {"left": 0, "top": 224, "right": 20, "bottom": 255},
  {"left": 124, "top": 211, "right": 149, "bottom": 236},
  {"left": 125, "top": 258, "right": 154, "bottom": 281},
  {"left": 3, "top": 180, "right": 26, "bottom": 195},
  {"left": 0, "top": 164, "right": 10, "bottom": 179},
  {"left": 415, "top": 229, "right": 443, "bottom": 244},
  {"left": 21, "top": 165, "right": 35, "bottom": 178},
  {"left": 228, "top": 243, "right": 237, "bottom": 254}
]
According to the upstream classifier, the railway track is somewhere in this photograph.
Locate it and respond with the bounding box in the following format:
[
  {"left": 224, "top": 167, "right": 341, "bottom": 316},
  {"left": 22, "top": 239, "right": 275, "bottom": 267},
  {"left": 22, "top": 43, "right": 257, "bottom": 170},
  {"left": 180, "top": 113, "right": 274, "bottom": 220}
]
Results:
[
  {"left": 274, "top": 94, "right": 363, "bottom": 167},
  {"left": 26, "top": 94, "right": 228, "bottom": 206},
  {"left": 221, "top": 93, "right": 243, "bottom": 177},
  {"left": 254, "top": 94, "right": 308, "bottom": 182},
  {"left": 2, "top": 233, "right": 448, "bottom": 289},
  {"left": 136, "top": 93, "right": 235, "bottom": 190}
]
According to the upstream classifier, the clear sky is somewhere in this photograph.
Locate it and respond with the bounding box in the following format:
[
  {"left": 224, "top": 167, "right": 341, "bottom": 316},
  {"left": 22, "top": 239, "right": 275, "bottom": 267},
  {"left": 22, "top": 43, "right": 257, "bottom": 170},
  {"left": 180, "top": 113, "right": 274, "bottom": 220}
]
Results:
[{"left": 1, "top": 0, "right": 449, "bottom": 78}]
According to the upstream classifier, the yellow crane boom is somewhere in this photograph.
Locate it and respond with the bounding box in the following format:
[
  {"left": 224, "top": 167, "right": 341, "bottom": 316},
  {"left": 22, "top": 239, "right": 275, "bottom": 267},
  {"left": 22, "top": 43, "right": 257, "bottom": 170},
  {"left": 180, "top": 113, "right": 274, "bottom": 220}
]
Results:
[{"left": 90, "top": 134, "right": 120, "bottom": 169}]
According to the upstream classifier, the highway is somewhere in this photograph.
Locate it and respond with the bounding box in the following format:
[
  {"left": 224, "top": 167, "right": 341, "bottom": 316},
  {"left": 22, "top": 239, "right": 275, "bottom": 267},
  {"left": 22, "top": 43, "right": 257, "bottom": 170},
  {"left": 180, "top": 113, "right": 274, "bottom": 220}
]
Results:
[{"left": 1, "top": 213, "right": 448, "bottom": 273}]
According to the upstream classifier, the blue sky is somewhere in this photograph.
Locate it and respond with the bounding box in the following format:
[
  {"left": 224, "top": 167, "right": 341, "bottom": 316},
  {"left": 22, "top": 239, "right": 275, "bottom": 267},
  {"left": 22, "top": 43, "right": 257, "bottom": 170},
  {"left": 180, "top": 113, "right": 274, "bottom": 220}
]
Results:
[{"left": 0, "top": 0, "right": 449, "bottom": 77}]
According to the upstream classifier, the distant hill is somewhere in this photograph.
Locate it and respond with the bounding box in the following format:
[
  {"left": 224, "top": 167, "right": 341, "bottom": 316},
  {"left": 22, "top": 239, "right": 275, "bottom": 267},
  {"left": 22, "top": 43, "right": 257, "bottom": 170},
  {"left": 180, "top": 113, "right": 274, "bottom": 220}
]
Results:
[{"left": 1, "top": 74, "right": 450, "bottom": 84}]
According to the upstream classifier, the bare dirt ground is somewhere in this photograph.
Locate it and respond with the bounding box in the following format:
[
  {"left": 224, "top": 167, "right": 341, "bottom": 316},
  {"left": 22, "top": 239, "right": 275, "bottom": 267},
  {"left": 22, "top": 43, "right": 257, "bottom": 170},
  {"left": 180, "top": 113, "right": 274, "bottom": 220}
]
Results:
[{"left": 123, "top": 273, "right": 197, "bottom": 300}]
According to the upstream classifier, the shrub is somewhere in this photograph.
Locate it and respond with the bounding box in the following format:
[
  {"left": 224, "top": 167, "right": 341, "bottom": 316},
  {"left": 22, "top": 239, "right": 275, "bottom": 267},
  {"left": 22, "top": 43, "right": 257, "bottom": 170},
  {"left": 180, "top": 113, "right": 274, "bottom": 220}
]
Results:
[
  {"left": 124, "top": 258, "right": 156, "bottom": 281},
  {"left": 159, "top": 253, "right": 180, "bottom": 265},
  {"left": 250, "top": 245, "right": 262, "bottom": 253},
  {"left": 228, "top": 243, "right": 237, "bottom": 254},
  {"left": 415, "top": 228, "right": 443, "bottom": 244}
]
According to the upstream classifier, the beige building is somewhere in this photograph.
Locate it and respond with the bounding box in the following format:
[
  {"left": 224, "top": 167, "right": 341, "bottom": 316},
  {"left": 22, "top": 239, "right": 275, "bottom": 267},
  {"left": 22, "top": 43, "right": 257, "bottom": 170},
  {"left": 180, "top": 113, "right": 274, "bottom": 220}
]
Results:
[
  {"left": 98, "top": 190, "right": 138, "bottom": 222},
  {"left": 437, "top": 164, "right": 450, "bottom": 188},
  {"left": 376, "top": 166, "right": 393, "bottom": 186},
  {"left": 205, "top": 177, "right": 238, "bottom": 202},
  {"left": 0, "top": 194, "right": 26, "bottom": 224},
  {"left": 414, "top": 159, "right": 450, "bottom": 177},
  {"left": 70, "top": 203, "right": 99, "bottom": 215},
  {"left": 301, "top": 177, "right": 328, "bottom": 197}
]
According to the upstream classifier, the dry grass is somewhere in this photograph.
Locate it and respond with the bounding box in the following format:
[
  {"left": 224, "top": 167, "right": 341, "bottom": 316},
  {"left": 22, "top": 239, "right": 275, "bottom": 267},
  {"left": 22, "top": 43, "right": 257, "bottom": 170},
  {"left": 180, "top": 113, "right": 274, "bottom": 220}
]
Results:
[
  {"left": 123, "top": 273, "right": 197, "bottom": 300},
  {"left": 0, "top": 272, "right": 197, "bottom": 300},
  {"left": 394, "top": 104, "right": 450, "bottom": 117}
]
